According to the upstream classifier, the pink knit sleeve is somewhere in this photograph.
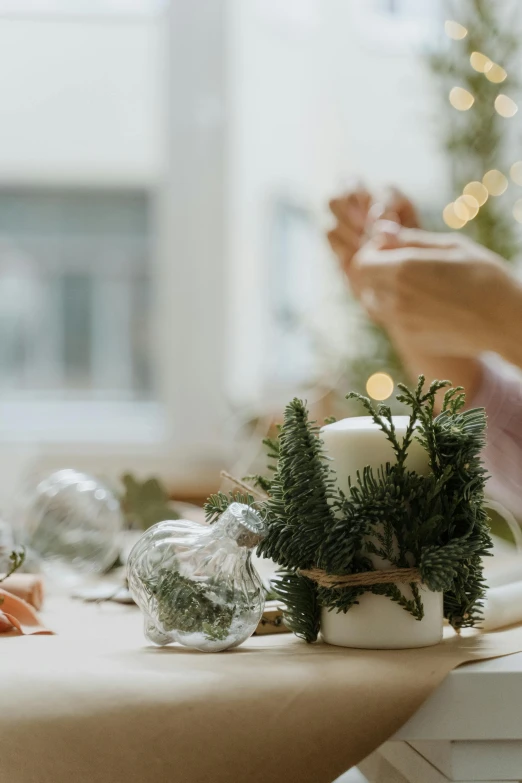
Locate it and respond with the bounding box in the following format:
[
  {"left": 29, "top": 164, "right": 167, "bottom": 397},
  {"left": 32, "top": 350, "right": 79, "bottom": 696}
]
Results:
[{"left": 471, "top": 357, "right": 522, "bottom": 517}]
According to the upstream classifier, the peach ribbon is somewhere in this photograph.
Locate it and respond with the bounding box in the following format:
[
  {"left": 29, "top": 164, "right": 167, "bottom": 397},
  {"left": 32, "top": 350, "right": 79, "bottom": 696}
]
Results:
[
  {"left": 0, "top": 588, "right": 52, "bottom": 636},
  {"left": 1, "top": 573, "right": 44, "bottom": 610}
]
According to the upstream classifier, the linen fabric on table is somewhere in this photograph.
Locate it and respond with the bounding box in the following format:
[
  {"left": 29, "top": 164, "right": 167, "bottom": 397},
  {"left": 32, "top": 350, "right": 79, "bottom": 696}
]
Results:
[{"left": 3, "top": 597, "right": 522, "bottom": 783}]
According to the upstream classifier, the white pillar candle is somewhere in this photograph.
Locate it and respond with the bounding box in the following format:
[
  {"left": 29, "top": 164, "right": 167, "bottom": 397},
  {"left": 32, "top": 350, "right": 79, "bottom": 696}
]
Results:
[
  {"left": 318, "top": 415, "right": 443, "bottom": 649},
  {"left": 320, "top": 415, "right": 430, "bottom": 497}
]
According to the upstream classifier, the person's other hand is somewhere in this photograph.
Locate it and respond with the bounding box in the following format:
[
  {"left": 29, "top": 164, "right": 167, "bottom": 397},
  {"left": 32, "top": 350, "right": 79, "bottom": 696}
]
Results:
[
  {"left": 327, "top": 186, "right": 372, "bottom": 277},
  {"left": 353, "top": 226, "right": 513, "bottom": 358},
  {"left": 327, "top": 186, "right": 420, "bottom": 287},
  {"left": 367, "top": 186, "right": 420, "bottom": 230}
]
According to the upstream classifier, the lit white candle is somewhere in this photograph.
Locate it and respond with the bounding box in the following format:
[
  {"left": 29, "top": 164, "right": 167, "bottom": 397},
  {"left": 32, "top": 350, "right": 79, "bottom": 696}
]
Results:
[{"left": 319, "top": 415, "right": 443, "bottom": 649}]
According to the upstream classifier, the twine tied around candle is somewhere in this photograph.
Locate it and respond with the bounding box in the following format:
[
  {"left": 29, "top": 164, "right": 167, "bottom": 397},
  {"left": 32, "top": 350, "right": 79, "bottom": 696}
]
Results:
[
  {"left": 219, "top": 473, "right": 424, "bottom": 589},
  {"left": 298, "top": 567, "right": 422, "bottom": 589}
]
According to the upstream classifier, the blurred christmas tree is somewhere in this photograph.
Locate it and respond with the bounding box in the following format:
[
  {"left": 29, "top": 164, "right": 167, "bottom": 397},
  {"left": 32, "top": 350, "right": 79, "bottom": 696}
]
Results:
[
  {"left": 431, "top": 0, "right": 520, "bottom": 260},
  {"left": 343, "top": 1, "right": 521, "bottom": 415}
]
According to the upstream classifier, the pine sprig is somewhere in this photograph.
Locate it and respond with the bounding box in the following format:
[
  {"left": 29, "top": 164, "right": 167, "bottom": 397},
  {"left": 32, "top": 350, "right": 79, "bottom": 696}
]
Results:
[
  {"left": 242, "top": 474, "right": 273, "bottom": 494},
  {"left": 257, "top": 399, "right": 337, "bottom": 570},
  {"left": 420, "top": 537, "right": 486, "bottom": 592},
  {"left": 256, "top": 377, "right": 492, "bottom": 635},
  {"left": 244, "top": 432, "right": 282, "bottom": 493},
  {"left": 0, "top": 549, "right": 25, "bottom": 583},
  {"left": 271, "top": 571, "right": 320, "bottom": 643},
  {"left": 204, "top": 490, "right": 258, "bottom": 524},
  {"left": 370, "top": 582, "right": 424, "bottom": 621},
  {"left": 0, "top": 548, "right": 26, "bottom": 609},
  {"left": 263, "top": 434, "right": 281, "bottom": 467}
]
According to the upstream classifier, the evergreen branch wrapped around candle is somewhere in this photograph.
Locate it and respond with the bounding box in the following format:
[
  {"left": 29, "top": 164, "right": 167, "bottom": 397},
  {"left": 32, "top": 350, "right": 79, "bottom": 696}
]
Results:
[
  {"left": 266, "top": 379, "right": 491, "bottom": 639},
  {"left": 270, "top": 570, "right": 320, "bottom": 642},
  {"left": 211, "top": 377, "right": 492, "bottom": 642},
  {"left": 256, "top": 399, "right": 339, "bottom": 571}
]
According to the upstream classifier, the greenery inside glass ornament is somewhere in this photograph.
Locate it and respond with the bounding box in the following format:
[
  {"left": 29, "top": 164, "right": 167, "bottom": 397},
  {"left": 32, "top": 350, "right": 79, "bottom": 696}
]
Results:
[
  {"left": 26, "top": 469, "right": 123, "bottom": 582},
  {"left": 127, "top": 503, "right": 266, "bottom": 652}
]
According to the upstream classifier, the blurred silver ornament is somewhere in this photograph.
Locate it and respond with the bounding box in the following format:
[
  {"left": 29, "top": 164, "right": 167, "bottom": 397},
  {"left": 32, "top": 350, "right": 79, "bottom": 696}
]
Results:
[{"left": 25, "top": 469, "right": 123, "bottom": 582}]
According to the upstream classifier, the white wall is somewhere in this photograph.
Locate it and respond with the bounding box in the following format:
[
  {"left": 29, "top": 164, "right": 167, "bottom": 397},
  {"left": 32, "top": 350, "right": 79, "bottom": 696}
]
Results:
[
  {"left": 226, "top": 0, "right": 448, "bottom": 407},
  {"left": 0, "top": 12, "right": 169, "bottom": 503},
  {"left": 0, "top": 3, "right": 451, "bottom": 493},
  {"left": 0, "top": 17, "right": 163, "bottom": 186}
]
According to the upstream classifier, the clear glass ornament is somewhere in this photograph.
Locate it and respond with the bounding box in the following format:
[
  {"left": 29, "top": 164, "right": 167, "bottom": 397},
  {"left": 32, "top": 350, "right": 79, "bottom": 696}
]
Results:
[
  {"left": 127, "top": 502, "right": 266, "bottom": 652},
  {"left": 25, "top": 469, "right": 123, "bottom": 582}
]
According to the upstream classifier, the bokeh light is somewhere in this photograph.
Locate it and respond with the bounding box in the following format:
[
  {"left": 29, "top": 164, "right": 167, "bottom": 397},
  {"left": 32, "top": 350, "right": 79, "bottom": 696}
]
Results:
[
  {"left": 463, "top": 181, "right": 488, "bottom": 206},
  {"left": 485, "top": 63, "right": 507, "bottom": 83},
  {"left": 482, "top": 169, "right": 508, "bottom": 196},
  {"left": 442, "top": 203, "right": 467, "bottom": 229},
  {"left": 510, "top": 161, "right": 522, "bottom": 185},
  {"left": 470, "top": 52, "right": 491, "bottom": 73},
  {"left": 513, "top": 199, "right": 522, "bottom": 223},
  {"left": 449, "top": 86, "right": 474, "bottom": 111},
  {"left": 494, "top": 94, "right": 518, "bottom": 118},
  {"left": 444, "top": 20, "right": 468, "bottom": 40},
  {"left": 366, "top": 373, "right": 394, "bottom": 401},
  {"left": 454, "top": 194, "right": 479, "bottom": 221}
]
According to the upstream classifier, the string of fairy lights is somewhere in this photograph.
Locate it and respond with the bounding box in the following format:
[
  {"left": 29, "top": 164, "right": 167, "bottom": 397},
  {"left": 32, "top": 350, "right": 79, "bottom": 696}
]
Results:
[
  {"left": 443, "top": 18, "right": 522, "bottom": 231},
  {"left": 365, "top": 17, "right": 521, "bottom": 403}
]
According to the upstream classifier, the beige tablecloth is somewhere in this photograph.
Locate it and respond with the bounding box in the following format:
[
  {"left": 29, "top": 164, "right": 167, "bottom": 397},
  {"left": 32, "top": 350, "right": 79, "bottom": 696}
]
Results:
[{"left": 3, "top": 597, "right": 522, "bottom": 783}]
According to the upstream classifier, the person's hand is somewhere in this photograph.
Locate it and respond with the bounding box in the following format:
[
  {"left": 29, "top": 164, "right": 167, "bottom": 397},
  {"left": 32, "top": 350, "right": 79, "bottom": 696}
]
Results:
[
  {"left": 327, "top": 186, "right": 420, "bottom": 285},
  {"left": 353, "top": 227, "right": 514, "bottom": 359},
  {"left": 368, "top": 187, "right": 420, "bottom": 230},
  {"left": 327, "top": 186, "right": 372, "bottom": 277}
]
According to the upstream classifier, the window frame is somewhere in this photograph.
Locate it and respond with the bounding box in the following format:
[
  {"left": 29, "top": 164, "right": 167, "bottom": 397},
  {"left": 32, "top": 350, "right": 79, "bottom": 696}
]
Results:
[{"left": 0, "top": 1, "right": 230, "bottom": 495}]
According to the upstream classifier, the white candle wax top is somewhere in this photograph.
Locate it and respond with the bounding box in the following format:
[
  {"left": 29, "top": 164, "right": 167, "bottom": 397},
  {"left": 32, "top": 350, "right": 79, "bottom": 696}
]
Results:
[{"left": 320, "top": 415, "right": 430, "bottom": 496}]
